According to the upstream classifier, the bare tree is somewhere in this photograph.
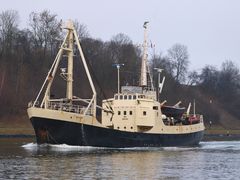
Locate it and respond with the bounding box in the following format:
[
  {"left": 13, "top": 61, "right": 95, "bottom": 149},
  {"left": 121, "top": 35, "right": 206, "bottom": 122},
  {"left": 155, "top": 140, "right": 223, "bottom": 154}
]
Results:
[
  {"left": 218, "top": 60, "right": 240, "bottom": 97},
  {"left": 0, "top": 10, "right": 19, "bottom": 55},
  {"left": 108, "top": 33, "right": 132, "bottom": 63},
  {"left": 167, "top": 43, "right": 189, "bottom": 83},
  {"left": 73, "top": 20, "right": 90, "bottom": 39},
  {"left": 187, "top": 70, "right": 200, "bottom": 85},
  {"left": 111, "top": 33, "right": 132, "bottom": 45},
  {"left": 152, "top": 53, "right": 174, "bottom": 77},
  {"left": 199, "top": 65, "right": 219, "bottom": 89},
  {"left": 107, "top": 34, "right": 139, "bottom": 86},
  {"left": 29, "top": 10, "right": 61, "bottom": 56}
]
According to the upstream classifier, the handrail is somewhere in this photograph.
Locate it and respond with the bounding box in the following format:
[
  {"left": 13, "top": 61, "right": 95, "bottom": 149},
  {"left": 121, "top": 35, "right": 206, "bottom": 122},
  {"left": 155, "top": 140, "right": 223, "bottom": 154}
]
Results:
[
  {"left": 28, "top": 101, "right": 93, "bottom": 115},
  {"left": 47, "top": 102, "right": 93, "bottom": 115}
]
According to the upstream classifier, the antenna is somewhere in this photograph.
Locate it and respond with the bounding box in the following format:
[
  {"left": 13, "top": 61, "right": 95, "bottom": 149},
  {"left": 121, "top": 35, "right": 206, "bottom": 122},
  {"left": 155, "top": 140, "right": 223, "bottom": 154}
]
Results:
[
  {"left": 154, "top": 68, "right": 165, "bottom": 101},
  {"left": 193, "top": 99, "right": 196, "bottom": 117},
  {"left": 113, "top": 63, "right": 124, "bottom": 94},
  {"left": 186, "top": 102, "right": 191, "bottom": 116}
]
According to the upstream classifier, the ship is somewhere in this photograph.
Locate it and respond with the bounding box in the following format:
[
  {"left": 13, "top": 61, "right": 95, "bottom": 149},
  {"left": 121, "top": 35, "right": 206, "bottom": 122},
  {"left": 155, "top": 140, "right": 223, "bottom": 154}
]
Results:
[{"left": 27, "top": 21, "right": 205, "bottom": 148}]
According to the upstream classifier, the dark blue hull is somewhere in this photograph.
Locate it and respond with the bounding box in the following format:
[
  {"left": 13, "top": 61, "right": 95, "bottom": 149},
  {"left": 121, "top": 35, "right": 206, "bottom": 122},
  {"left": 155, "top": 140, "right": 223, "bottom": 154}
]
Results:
[{"left": 30, "top": 117, "right": 204, "bottom": 148}]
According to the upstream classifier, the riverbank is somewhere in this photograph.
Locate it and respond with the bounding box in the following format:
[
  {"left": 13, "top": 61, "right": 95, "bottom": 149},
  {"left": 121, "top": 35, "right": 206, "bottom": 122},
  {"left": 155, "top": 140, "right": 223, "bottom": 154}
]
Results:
[
  {"left": 203, "top": 128, "right": 240, "bottom": 141},
  {"left": 203, "top": 133, "right": 240, "bottom": 141}
]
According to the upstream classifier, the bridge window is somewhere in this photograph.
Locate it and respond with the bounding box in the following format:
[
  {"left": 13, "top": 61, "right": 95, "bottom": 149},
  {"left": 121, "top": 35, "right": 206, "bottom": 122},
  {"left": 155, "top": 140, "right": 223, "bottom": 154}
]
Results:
[
  {"left": 120, "top": 95, "right": 123, "bottom": 100},
  {"left": 138, "top": 95, "right": 145, "bottom": 99},
  {"left": 115, "top": 95, "right": 118, "bottom": 100},
  {"left": 124, "top": 95, "right": 128, "bottom": 100},
  {"left": 153, "top": 106, "right": 158, "bottom": 110},
  {"left": 128, "top": 95, "right": 132, "bottom": 100},
  {"left": 133, "top": 95, "right": 136, "bottom": 99}
]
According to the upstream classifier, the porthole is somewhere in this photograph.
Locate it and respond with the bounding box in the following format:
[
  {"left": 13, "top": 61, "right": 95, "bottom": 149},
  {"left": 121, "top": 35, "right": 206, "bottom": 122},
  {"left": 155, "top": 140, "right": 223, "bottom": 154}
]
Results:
[
  {"left": 143, "top": 111, "right": 147, "bottom": 116},
  {"left": 124, "top": 126, "right": 126, "bottom": 129}
]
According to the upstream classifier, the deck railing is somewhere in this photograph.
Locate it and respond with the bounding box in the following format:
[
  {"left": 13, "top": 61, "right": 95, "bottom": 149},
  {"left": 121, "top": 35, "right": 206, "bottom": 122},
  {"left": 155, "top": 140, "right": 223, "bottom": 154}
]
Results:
[{"left": 28, "top": 101, "right": 93, "bottom": 115}]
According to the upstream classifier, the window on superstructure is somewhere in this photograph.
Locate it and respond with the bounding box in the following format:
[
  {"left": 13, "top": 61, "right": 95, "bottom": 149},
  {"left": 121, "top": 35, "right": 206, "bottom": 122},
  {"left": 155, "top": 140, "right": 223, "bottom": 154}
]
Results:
[
  {"left": 128, "top": 95, "right": 132, "bottom": 100},
  {"left": 118, "top": 111, "right": 121, "bottom": 115},
  {"left": 129, "top": 111, "right": 132, "bottom": 115},
  {"left": 124, "top": 111, "right": 127, "bottom": 115},
  {"left": 143, "top": 111, "right": 147, "bottom": 116},
  {"left": 133, "top": 95, "right": 136, "bottom": 99},
  {"left": 120, "top": 95, "right": 123, "bottom": 100},
  {"left": 153, "top": 106, "right": 158, "bottom": 110},
  {"left": 124, "top": 95, "right": 127, "bottom": 100},
  {"left": 115, "top": 95, "right": 118, "bottom": 100}
]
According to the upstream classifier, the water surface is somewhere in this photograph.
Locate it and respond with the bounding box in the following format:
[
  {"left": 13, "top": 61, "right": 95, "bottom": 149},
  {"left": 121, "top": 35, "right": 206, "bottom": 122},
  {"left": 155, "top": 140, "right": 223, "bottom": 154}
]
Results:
[{"left": 0, "top": 138, "right": 239, "bottom": 179}]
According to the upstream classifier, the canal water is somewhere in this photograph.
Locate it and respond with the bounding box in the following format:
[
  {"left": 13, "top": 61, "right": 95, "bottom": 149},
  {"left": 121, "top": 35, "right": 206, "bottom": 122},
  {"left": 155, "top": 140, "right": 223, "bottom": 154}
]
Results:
[{"left": 0, "top": 138, "right": 239, "bottom": 179}]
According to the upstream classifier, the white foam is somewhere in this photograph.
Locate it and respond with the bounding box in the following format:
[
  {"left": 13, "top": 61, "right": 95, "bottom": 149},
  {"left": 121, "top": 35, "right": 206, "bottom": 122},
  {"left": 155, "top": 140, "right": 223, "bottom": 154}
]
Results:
[
  {"left": 161, "top": 146, "right": 197, "bottom": 151},
  {"left": 21, "top": 143, "right": 108, "bottom": 152},
  {"left": 199, "top": 141, "right": 240, "bottom": 150},
  {"left": 21, "top": 143, "right": 38, "bottom": 149},
  {"left": 21, "top": 141, "right": 240, "bottom": 152},
  {"left": 49, "top": 144, "right": 107, "bottom": 152}
]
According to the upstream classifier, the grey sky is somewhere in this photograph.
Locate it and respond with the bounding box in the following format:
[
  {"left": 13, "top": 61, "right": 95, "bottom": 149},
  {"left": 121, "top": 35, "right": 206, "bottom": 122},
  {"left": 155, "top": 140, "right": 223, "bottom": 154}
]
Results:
[{"left": 1, "top": 0, "right": 240, "bottom": 71}]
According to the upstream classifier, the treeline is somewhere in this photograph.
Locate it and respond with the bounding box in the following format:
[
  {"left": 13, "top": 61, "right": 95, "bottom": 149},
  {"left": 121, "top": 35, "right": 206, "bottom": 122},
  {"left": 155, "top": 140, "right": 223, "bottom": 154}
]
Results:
[{"left": 0, "top": 10, "right": 240, "bottom": 124}]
